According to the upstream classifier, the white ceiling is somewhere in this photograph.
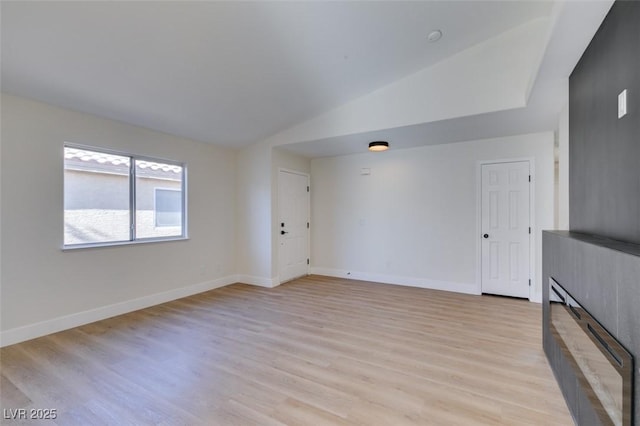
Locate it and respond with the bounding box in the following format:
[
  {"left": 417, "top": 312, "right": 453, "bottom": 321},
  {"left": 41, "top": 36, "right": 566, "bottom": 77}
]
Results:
[
  {"left": 280, "top": 0, "right": 614, "bottom": 158},
  {"left": 2, "top": 1, "right": 554, "bottom": 149}
]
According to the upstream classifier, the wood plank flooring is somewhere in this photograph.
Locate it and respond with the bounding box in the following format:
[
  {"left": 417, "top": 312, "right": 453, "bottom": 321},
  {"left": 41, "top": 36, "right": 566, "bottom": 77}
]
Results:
[{"left": 0, "top": 275, "right": 573, "bottom": 425}]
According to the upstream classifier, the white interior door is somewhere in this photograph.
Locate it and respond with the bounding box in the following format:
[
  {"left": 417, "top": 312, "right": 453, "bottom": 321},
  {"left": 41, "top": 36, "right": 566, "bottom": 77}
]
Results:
[
  {"left": 278, "top": 170, "right": 310, "bottom": 283},
  {"left": 481, "top": 161, "right": 530, "bottom": 298}
]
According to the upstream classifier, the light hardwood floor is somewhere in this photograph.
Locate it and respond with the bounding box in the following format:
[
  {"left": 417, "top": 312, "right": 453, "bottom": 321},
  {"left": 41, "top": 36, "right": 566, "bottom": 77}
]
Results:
[{"left": 0, "top": 275, "right": 573, "bottom": 425}]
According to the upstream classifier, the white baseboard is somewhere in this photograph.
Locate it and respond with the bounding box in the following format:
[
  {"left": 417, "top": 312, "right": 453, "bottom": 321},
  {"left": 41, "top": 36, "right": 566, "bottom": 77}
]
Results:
[
  {"left": 236, "top": 275, "right": 277, "bottom": 288},
  {"left": 0, "top": 275, "right": 237, "bottom": 348},
  {"left": 310, "top": 267, "right": 478, "bottom": 295}
]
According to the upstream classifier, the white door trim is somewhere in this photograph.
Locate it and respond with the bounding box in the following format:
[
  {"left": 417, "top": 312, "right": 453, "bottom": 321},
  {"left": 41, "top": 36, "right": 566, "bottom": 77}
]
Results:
[
  {"left": 277, "top": 168, "right": 310, "bottom": 284},
  {"left": 476, "top": 157, "right": 535, "bottom": 301}
]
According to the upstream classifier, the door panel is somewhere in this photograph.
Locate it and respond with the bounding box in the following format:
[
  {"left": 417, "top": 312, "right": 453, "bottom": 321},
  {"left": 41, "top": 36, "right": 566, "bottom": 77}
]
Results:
[
  {"left": 481, "top": 161, "right": 530, "bottom": 298},
  {"left": 278, "top": 170, "right": 310, "bottom": 283}
]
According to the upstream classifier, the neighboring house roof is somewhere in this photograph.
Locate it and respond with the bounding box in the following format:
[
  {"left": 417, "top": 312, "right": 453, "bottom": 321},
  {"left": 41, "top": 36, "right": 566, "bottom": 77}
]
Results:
[{"left": 64, "top": 147, "right": 182, "bottom": 181}]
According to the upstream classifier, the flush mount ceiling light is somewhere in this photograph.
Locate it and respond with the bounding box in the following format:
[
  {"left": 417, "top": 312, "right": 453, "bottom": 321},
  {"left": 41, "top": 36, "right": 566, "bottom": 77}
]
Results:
[
  {"left": 427, "top": 30, "right": 442, "bottom": 43},
  {"left": 368, "top": 141, "right": 389, "bottom": 152}
]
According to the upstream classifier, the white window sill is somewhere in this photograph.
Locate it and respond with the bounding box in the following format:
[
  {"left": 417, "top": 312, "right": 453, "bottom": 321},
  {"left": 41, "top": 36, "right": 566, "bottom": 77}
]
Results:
[{"left": 62, "top": 236, "right": 189, "bottom": 251}]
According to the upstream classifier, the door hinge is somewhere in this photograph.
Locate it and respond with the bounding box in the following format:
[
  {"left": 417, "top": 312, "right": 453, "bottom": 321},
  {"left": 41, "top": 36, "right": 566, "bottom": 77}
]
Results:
[
  {"left": 529, "top": 227, "right": 531, "bottom": 234},
  {"left": 307, "top": 222, "right": 309, "bottom": 229},
  {"left": 528, "top": 175, "right": 531, "bottom": 182},
  {"left": 529, "top": 279, "right": 531, "bottom": 287},
  {"left": 307, "top": 258, "right": 310, "bottom": 265},
  {"left": 307, "top": 186, "right": 310, "bottom": 192}
]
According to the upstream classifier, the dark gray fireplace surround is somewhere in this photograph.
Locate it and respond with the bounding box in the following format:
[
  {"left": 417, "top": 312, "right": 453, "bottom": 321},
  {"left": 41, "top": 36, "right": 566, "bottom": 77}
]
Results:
[
  {"left": 546, "top": 1, "right": 640, "bottom": 424},
  {"left": 543, "top": 231, "right": 640, "bottom": 425}
]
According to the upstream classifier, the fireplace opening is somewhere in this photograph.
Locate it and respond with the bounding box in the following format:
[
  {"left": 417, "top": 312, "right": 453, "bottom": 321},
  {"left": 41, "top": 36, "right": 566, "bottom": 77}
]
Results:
[{"left": 549, "top": 278, "right": 634, "bottom": 426}]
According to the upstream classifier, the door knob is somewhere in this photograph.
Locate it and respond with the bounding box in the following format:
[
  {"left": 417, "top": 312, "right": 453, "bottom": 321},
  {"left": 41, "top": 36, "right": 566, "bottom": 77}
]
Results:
[
  {"left": 281, "top": 230, "right": 288, "bottom": 235},
  {"left": 483, "top": 234, "right": 489, "bottom": 239}
]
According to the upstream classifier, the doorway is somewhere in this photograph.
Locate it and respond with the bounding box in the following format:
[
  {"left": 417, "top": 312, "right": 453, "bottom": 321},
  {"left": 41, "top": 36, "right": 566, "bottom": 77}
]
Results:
[
  {"left": 480, "top": 161, "right": 531, "bottom": 298},
  {"left": 278, "top": 169, "right": 310, "bottom": 283}
]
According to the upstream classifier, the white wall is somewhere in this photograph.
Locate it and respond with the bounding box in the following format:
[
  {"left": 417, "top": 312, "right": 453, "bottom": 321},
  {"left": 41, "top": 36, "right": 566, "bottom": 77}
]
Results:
[
  {"left": 0, "top": 94, "right": 237, "bottom": 345},
  {"left": 235, "top": 142, "right": 273, "bottom": 286},
  {"left": 310, "top": 132, "right": 554, "bottom": 301}
]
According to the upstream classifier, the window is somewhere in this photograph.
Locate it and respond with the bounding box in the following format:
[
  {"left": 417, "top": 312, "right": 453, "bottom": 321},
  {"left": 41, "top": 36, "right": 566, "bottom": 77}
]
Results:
[
  {"left": 155, "top": 189, "right": 182, "bottom": 227},
  {"left": 64, "top": 145, "right": 186, "bottom": 248}
]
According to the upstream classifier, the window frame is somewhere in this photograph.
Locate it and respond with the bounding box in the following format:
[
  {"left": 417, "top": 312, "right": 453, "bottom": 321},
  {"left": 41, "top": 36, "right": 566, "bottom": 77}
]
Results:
[{"left": 63, "top": 143, "right": 188, "bottom": 250}]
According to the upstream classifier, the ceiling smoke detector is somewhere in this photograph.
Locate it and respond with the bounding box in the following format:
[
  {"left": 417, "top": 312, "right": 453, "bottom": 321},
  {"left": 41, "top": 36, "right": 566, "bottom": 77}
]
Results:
[{"left": 427, "top": 30, "right": 442, "bottom": 42}]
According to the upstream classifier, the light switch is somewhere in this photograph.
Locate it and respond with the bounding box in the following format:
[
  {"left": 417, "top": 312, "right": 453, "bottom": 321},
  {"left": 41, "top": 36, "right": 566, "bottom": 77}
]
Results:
[
  {"left": 618, "top": 89, "right": 627, "bottom": 119},
  {"left": 360, "top": 168, "right": 371, "bottom": 175}
]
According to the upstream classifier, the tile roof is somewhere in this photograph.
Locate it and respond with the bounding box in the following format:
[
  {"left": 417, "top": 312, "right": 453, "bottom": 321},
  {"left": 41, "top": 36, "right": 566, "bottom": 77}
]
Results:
[{"left": 64, "top": 148, "right": 182, "bottom": 173}]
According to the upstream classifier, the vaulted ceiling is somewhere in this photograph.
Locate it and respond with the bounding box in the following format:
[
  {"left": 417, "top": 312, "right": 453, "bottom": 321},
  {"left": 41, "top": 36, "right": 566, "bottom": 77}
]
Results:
[{"left": 1, "top": 1, "right": 613, "bottom": 157}]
